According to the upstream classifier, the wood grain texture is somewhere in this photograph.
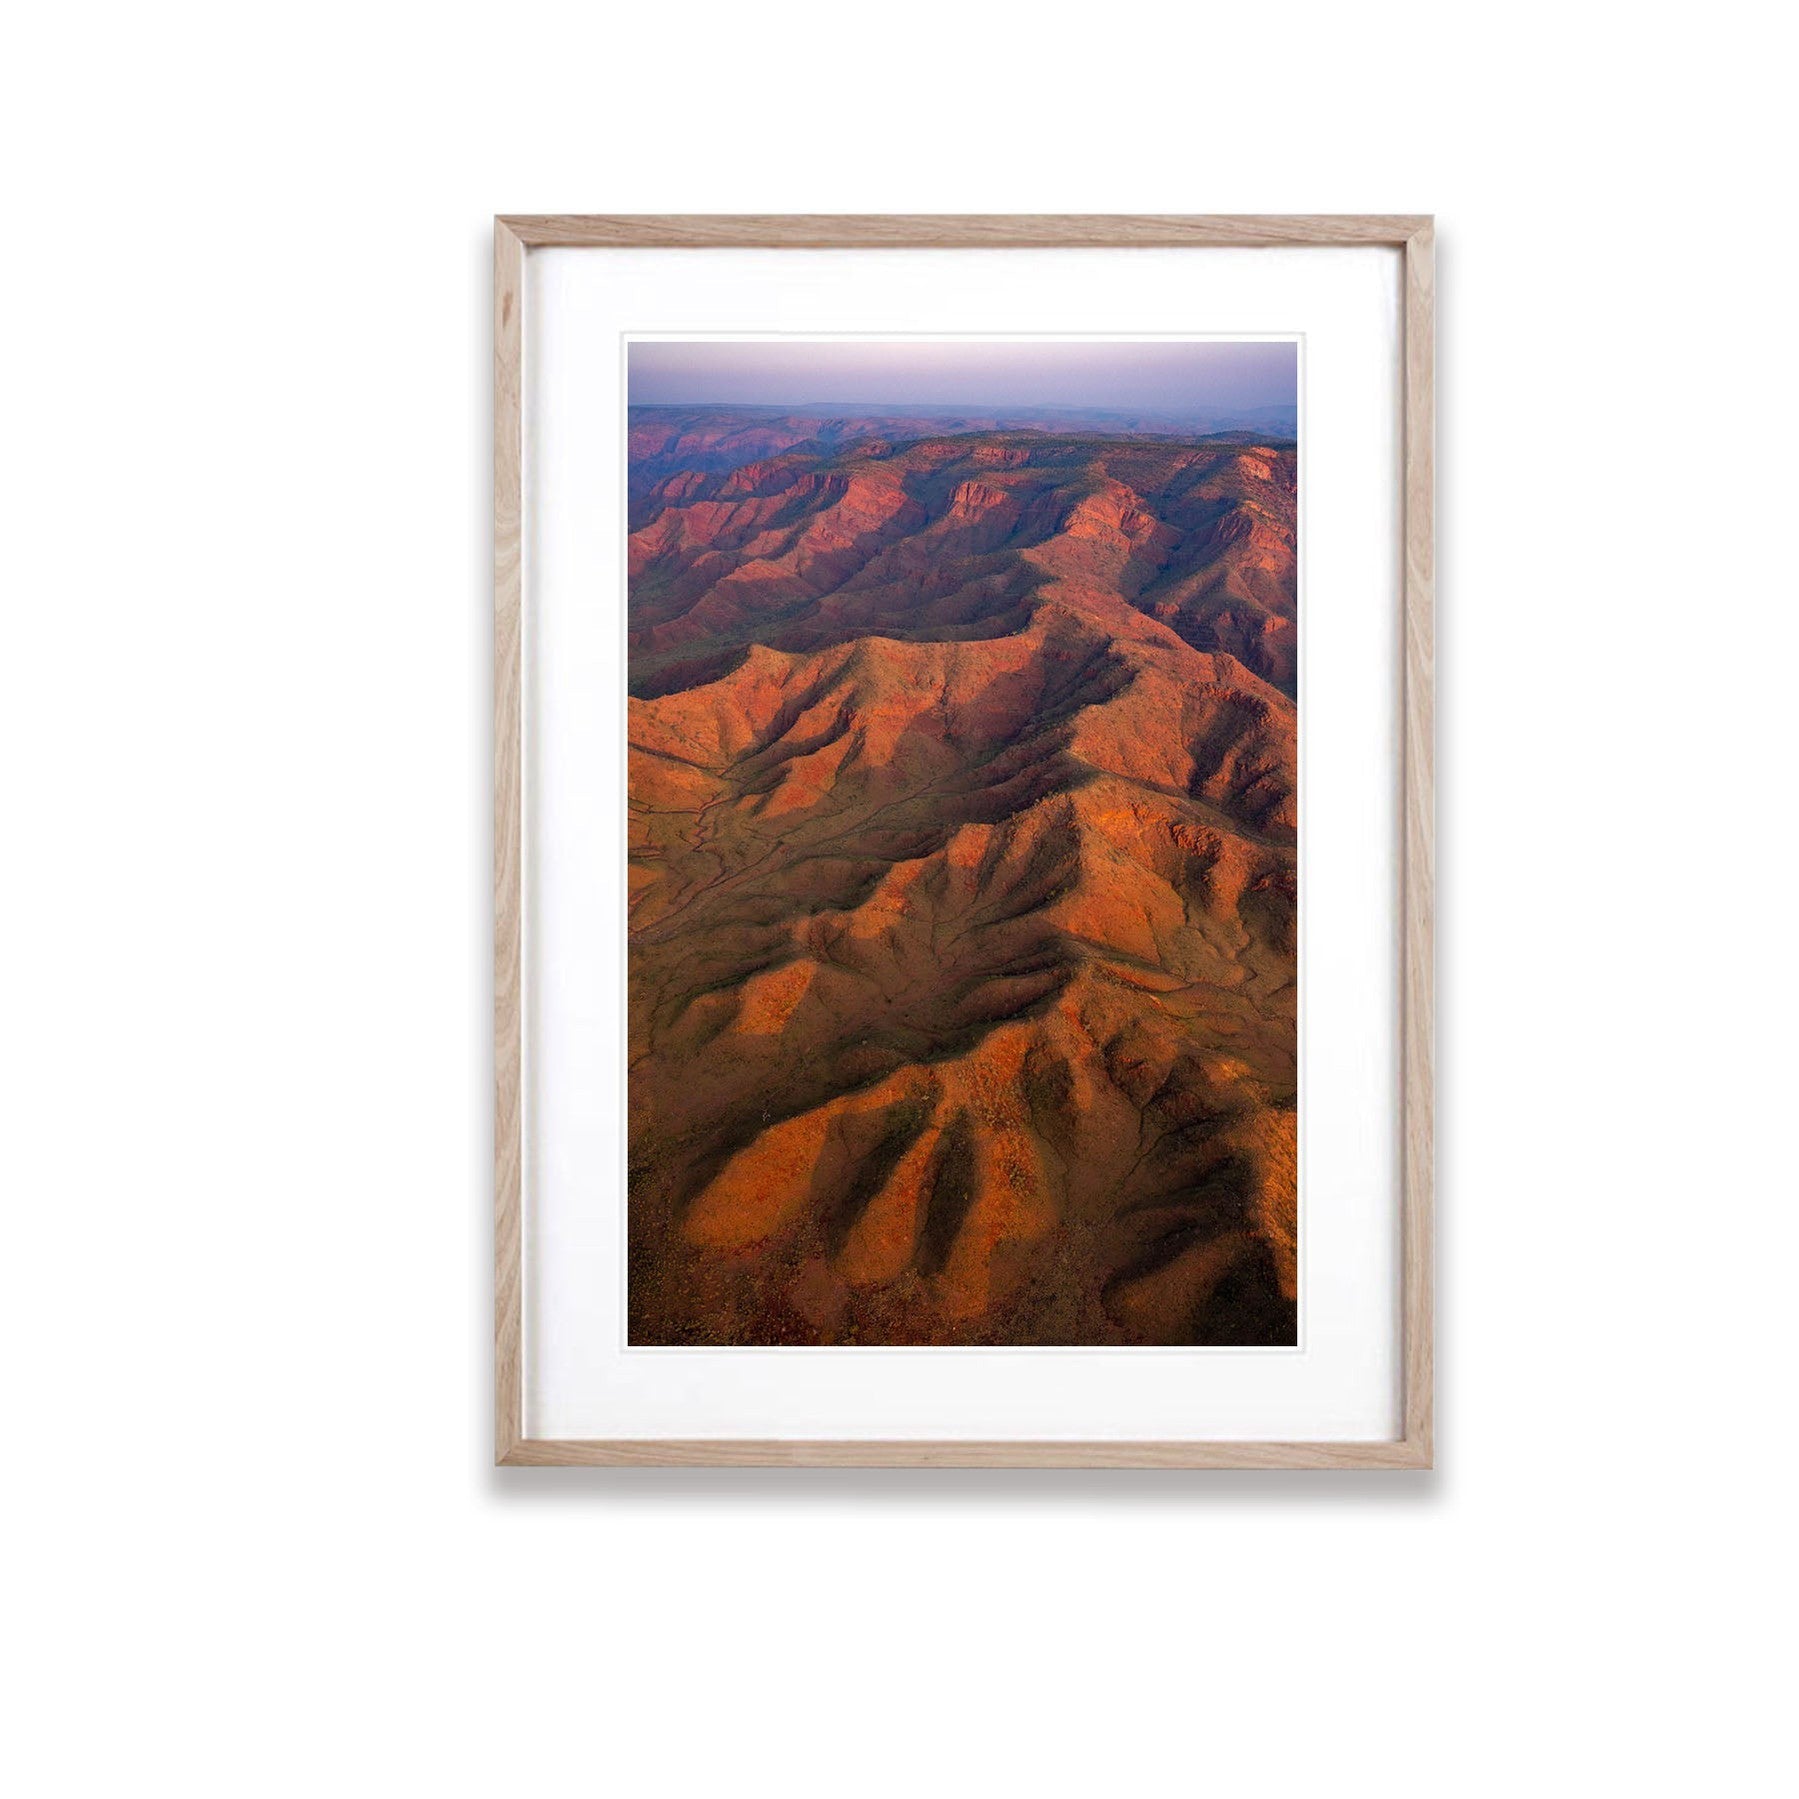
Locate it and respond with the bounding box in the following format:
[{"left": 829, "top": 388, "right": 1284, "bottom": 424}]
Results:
[
  {"left": 1402, "top": 224, "right": 1436, "bottom": 1465},
  {"left": 492, "top": 214, "right": 1435, "bottom": 1469},
  {"left": 500, "top": 1437, "right": 1431, "bottom": 1470},
  {"left": 500, "top": 212, "right": 1430, "bottom": 250},
  {"left": 493, "top": 220, "right": 524, "bottom": 1464}
]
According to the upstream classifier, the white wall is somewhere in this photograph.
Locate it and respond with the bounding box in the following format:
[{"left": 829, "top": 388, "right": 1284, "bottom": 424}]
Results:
[{"left": 6, "top": 4, "right": 1790, "bottom": 1794}]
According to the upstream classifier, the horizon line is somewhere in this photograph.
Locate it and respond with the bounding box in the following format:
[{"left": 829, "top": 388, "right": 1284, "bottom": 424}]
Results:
[{"left": 628, "top": 397, "right": 1297, "bottom": 413}]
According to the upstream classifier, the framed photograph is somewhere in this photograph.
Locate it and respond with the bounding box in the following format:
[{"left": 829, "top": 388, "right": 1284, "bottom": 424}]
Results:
[{"left": 494, "top": 215, "right": 1433, "bottom": 1467}]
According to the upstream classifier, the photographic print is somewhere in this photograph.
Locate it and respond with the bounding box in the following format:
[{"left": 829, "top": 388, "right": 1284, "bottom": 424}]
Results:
[{"left": 626, "top": 337, "right": 1299, "bottom": 1348}]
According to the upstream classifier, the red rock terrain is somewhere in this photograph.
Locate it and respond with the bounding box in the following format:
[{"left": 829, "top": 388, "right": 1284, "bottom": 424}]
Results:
[{"left": 628, "top": 419, "right": 1298, "bottom": 1345}]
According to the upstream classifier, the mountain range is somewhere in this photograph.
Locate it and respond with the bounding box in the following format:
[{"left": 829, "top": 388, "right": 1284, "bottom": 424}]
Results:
[
  {"left": 627, "top": 406, "right": 1298, "bottom": 1345},
  {"left": 629, "top": 402, "right": 1297, "bottom": 502}
]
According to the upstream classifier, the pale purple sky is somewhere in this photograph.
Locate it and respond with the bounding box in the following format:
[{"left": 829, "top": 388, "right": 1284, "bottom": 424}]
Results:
[{"left": 629, "top": 339, "right": 1295, "bottom": 414}]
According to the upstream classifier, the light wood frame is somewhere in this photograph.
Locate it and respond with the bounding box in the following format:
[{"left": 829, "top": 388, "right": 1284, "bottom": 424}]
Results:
[{"left": 494, "top": 215, "right": 1434, "bottom": 1468}]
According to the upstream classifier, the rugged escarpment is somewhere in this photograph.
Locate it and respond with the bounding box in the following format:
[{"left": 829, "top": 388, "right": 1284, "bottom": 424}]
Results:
[{"left": 628, "top": 423, "right": 1298, "bottom": 1345}]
